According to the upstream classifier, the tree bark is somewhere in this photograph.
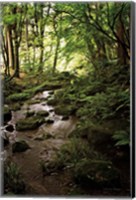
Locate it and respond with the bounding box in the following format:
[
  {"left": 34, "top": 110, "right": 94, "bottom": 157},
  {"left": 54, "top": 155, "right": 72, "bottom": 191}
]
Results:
[
  {"left": 6, "top": 26, "right": 14, "bottom": 70},
  {"left": 52, "top": 36, "right": 60, "bottom": 74}
]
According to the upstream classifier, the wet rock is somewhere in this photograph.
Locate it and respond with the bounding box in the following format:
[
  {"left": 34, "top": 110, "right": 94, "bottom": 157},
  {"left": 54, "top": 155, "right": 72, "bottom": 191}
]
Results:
[
  {"left": 41, "top": 102, "right": 46, "bottom": 106},
  {"left": 47, "top": 99, "right": 57, "bottom": 106},
  {"left": 27, "top": 99, "right": 41, "bottom": 105},
  {"left": 46, "top": 119, "right": 54, "bottom": 124},
  {"left": 34, "top": 132, "right": 53, "bottom": 141},
  {"left": 48, "top": 91, "right": 54, "bottom": 95},
  {"left": 5, "top": 124, "right": 14, "bottom": 132},
  {"left": 4, "top": 105, "right": 12, "bottom": 124},
  {"left": 16, "top": 116, "right": 45, "bottom": 131},
  {"left": 74, "top": 159, "right": 120, "bottom": 188},
  {"left": 36, "top": 110, "right": 49, "bottom": 117},
  {"left": 12, "top": 140, "right": 30, "bottom": 153},
  {"left": 61, "top": 116, "right": 69, "bottom": 120},
  {"left": 49, "top": 109, "right": 54, "bottom": 112},
  {"left": 26, "top": 110, "right": 35, "bottom": 117},
  {"left": 55, "top": 105, "right": 76, "bottom": 116}
]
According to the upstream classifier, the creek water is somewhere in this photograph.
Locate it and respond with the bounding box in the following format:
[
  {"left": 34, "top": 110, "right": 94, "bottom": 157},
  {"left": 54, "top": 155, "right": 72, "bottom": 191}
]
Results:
[{"left": 4, "top": 90, "right": 78, "bottom": 195}]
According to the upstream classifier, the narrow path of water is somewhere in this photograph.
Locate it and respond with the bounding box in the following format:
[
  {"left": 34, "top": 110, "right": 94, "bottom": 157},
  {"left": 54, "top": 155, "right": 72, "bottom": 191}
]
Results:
[{"left": 4, "top": 90, "right": 78, "bottom": 195}]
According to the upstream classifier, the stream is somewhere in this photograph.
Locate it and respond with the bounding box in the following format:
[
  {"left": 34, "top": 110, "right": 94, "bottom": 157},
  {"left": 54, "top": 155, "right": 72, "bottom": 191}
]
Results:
[{"left": 4, "top": 90, "right": 78, "bottom": 195}]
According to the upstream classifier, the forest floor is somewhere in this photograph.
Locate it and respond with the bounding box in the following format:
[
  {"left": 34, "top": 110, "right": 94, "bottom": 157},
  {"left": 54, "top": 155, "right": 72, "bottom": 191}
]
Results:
[{"left": 2, "top": 71, "right": 130, "bottom": 197}]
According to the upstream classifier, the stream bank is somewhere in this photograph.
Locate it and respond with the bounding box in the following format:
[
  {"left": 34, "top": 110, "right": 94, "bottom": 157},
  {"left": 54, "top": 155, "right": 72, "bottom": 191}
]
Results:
[{"left": 2, "top": 73, "right": 130, "bottom": 197}]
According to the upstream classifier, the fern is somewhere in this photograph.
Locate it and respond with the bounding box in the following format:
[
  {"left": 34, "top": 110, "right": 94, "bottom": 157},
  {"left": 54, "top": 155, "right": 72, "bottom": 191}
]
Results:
[{"left": 112, "top": 130, "right": 129, "bottom": 146}]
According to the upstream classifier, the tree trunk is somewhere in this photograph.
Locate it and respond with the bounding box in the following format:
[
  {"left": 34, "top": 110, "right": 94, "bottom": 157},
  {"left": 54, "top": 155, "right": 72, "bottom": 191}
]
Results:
[
  {"left": 7, "top": 26, "right": 14, "bottom": 70},
  {"left": 14, "top": 34, "right": 20, "bottom": 78},
  {"left": 38, "top": 4, "right": 44, "bottom": 72},
  {"left": 52, "top": 37, "right": 60, "bottom": 74}
]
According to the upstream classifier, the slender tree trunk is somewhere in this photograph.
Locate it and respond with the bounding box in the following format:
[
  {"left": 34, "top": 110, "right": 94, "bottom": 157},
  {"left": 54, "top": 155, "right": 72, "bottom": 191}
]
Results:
[
  {"left": 14, "top": 32, "right": 20, "bottom": 78},
  {"left": 25, "top": 17, "right": 30, "bottom": 64},
  {"left": 52, "top": 37, "right": 60, "bottom": 74},
  {"left": 38, "top": 4, "right": 44, "bottom": 72},
  {"left": 7, "top": 27, "right": 14, "bottom": 70}
]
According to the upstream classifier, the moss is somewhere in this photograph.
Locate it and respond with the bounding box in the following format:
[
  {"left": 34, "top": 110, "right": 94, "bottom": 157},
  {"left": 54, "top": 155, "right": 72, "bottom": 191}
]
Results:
[
  {"left": 12, "top": 140, "right": 30, "bottom": 153},
  {"left": 76, "top": 107, "right": 90, "bottom": 118},
  {"left": 74, "top": 159, "right": 120, "bottom": 188},
  {"left": 26, "top": 110, "right": 35, "bottom": 117},
  {"left": 36, "top": 110, "right": 49, "bottom": 117},
  {"left": 26, "top": 99, "right": 41, "bottom": 105},
  {"left": 47, "top": 98, "right": 57, "bottom": 106},
  {"left": 7, "top": 92, "right": 32, "bottom": 102},
  {"left": 10, "top": 103, "right": 21, "bottom": 111},
  {"left": 16, "top": 116, "right": 45, "bottom": 131},
  {"left": 46, "top": 118, "right": 54, "bottom": 124},
  {"left": 55, "top": 104, "right": 77, "bottom": 116},
  {"left": 61, "top": 115, "right": 69, "bottom": 120},
  {"left": 53, "top": 139, "right": 91, "bottom": 168},
  {"left": 34, "top": 132, "right": 53, "bottom": 141}
]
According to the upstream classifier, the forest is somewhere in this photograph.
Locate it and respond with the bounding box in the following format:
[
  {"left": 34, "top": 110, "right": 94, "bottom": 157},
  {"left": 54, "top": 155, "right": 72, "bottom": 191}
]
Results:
[{"left": 1, "top": 2, "right": 130, "bottom": 197}]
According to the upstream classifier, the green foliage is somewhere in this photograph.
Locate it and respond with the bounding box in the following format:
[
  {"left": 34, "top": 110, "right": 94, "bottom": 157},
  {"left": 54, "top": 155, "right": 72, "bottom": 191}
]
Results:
[
  {"left": 112, "top": 130, "right": 130, "bottom": 146},
  {"left": 4, "top": 161, "right": 25, "bottom": 194},
  {"left": 74, "top": 158, "right": 120, "bottom": 188},
  {"left": 56, "top": 139, "right": 91, "bottom": 166}
]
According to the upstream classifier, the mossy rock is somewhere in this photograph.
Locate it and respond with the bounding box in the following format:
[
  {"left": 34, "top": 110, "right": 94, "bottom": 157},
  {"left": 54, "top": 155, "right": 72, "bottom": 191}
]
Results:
[
  {"left": 44, "top": 83, "right": 62, "bottom": 90},
  {"left": 74, "top": 159, "right": 120, "bottom": 188},
  {"left": 7, "top": 92, "right": 32, "bottom": 102},
  {"left": 26, "top": 110, "right": 35, "bottom": 117},
  {"left": 61, "top": 115, "right": 69, "bottom": 120},
  {"left": 34, "top": 132, "right": 53, "bottom": 141},
  {"left": 4, "top": 105, "right": 12, "bottom": 123},
  {"left": 16, "top": 116, "right": 45, "bottom": 131},
  {"left": 48, "top": 90, "right": 54, "bottom": 95},
  {"left": 47, "top": 99, "right": 57, "bottom": 106},
  {"left": 46, "top": 118, "right": 54, "bottom": 124},
  {"left": 12, "top": 140, "right": 30, "bottom": 153},
  {"left": 27, "top": 99, "right": 41, "bottom": 105},
  {"left": 36, "top": 110, "right": 49, "bottom": 117},
  {"left": 55, "top": 105, "right": 76, "bottom": 116}
]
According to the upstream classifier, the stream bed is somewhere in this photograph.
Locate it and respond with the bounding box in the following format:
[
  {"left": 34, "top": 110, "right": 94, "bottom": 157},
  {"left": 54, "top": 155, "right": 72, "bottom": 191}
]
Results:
[{"left": 3, "top": 90, "right": 78, "bottom": 195}]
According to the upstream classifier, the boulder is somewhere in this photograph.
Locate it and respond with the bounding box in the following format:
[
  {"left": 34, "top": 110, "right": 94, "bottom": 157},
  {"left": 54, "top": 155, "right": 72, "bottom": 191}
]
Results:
[
  {"left": 61, "top": 115, "right": 69, "bottom": 120},
  {"left": 12, "top": 140, "right": 30, "bottom": 153},
  {"left": 16, "top": 116, "right": 45, "bottom": 131},
  {"left": 55, "top": 105, "right": 76, "bottom": 116},
  {"left": 34, "top": 132, "right": 53, "bottom": 141},
  {"left": 47, "top": 99, "right": 57, "bottom": 106},
  {"left": 4, "top": 105, "right": 12, "bottom": 124},
  {"left": 26, "top": 111, "right": 35, "bottom": 117},
  {"left": 5, "top": 124, "right": 14, "bottom": 132},
  {"left": 46, "top": 119, "right": 54, "bottom": 124},
  {"left": 36, "top": 110, "right": 49, "bottom": 117}
]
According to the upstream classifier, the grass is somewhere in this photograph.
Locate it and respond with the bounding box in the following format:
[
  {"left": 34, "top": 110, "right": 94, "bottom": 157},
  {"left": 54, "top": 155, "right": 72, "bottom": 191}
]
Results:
[{"left": 4, "top": 160, "right": 25, "bottom": 194}]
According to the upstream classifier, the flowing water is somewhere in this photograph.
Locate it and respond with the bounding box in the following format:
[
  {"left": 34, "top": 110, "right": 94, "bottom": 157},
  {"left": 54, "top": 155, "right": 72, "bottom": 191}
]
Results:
[{"left": 4, "top": 90, "right": 78, "bottom": 195}]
